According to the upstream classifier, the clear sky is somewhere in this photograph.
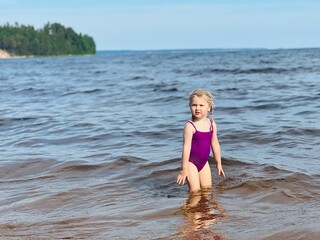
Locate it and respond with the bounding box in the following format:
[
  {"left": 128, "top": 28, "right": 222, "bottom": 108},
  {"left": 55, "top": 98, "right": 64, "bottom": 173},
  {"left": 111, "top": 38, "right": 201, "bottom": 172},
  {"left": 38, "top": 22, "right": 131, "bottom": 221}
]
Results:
[{"left": 1, "top": 0, "right": 320, "bottom": 50}]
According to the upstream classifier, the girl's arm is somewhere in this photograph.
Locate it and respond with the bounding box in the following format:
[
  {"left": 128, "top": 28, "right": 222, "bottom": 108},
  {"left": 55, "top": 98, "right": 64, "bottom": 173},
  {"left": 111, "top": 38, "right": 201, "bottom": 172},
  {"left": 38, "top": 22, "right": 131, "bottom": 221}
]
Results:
[
  {"left": 177, "top": 122, "right": 194, "bottom": 185},
  {"left": 211, "top": 120, "right": 225, "bottom": 177}
]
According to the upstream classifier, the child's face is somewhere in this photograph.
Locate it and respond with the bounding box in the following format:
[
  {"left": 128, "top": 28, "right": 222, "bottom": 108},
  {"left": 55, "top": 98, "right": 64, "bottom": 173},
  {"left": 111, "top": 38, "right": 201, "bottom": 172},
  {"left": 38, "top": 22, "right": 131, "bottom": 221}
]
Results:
[{"left": 190, "top": 95, "right": 211, "bottom": 120}]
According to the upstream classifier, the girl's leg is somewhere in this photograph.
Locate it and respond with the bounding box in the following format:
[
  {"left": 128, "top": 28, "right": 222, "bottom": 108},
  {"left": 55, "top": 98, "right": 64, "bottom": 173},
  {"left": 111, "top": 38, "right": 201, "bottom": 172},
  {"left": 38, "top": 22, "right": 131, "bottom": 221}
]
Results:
[
  {"left": 187, "top": 162, "right": 201, "bottom": 192},
  {"left": 199, "top": 162, "right": 212, "bottom": 189}
]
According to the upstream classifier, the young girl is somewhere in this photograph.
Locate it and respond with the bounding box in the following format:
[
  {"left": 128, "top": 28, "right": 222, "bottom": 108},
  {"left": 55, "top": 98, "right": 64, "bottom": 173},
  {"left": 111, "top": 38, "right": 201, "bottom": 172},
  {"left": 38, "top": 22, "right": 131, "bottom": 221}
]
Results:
[{"left": 177, "top": 89, "right": 225, "bottom": 192}]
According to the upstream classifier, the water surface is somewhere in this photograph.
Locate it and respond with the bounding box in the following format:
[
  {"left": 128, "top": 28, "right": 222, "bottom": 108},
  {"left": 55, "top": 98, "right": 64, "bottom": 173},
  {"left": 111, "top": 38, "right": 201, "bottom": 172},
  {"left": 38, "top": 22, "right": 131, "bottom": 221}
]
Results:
[{"left": 0, "top": 48, "right": 319, "bottom": 239}]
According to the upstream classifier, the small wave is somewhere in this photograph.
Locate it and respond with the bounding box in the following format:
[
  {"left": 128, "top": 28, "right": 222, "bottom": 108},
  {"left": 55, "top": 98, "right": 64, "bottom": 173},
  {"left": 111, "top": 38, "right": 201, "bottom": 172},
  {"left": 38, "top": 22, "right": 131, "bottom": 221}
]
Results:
[
  {"left": 275, "top": 127, "right": 320, "bottom": 137},
  {"left": 15, "top": 87, "right": 34, "bottom": 92},
  {"left": 187, "top": 66, "right": 313, "bottom": 77},
  {"left": 0, "top": 117, "right": 37, "bottom": 123},
  {"left": 129, "top": 76, "right": 154, "bottom": 81},
  {"left": 152, "top": 83, "right": 179, "bottom": 92},
  {"left": 59, "top": 164, "right": 102, "bottom": 172},
  {"left": 221, "top": 131, "right": 278, "bottom": 145},
  {"left": 250, "top": 103, "right": 284, "bottom": 110},
  {"left": 62, "top": 88, "right": 103, "bottom": 96},
  {"left": 0, "top": 158, "right": 59, "bottom": 182},
  {"left": 107, "top": 156, "right": 149, "bottom": 168},
  {"left": 93, "top": 70, "right": 108, "bottom": 74},
  {"left": 83, "top": 89, "right": 103, "bottom": 94},
  {"left": 1, "top": 156, "right": 319, "bottom": 201},
  {"left": 153, "top": 87, "right": 178, "bottom": 92},
  {"left": 294, "top": 110, "right": 315, "bottom": 116},
  {"left": 0, "top": 155, "right": 319, "bottom": 239},
  {"left": 220, "top": 159, "right": 320, "bottom": 203}
]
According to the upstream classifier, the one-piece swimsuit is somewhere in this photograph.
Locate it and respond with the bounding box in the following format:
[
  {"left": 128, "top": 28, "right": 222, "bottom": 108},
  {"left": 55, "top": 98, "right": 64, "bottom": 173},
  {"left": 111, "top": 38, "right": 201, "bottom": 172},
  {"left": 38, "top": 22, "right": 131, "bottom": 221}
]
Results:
[{"left": 188, "top": 120, "right": 213, "bottom": 172}]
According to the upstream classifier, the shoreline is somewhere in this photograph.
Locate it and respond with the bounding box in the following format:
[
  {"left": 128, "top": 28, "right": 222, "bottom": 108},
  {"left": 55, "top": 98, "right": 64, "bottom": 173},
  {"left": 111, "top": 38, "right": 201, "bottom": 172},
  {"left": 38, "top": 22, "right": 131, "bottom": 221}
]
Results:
[
  {"left": 0, "top": 49, "right": 26, "bottom": 59},
  {"left": 0, "top": 49, "right": 95, "bottom": 59},
  {"left": 0, "top": 49, "right": 12, "bottom": 59}
]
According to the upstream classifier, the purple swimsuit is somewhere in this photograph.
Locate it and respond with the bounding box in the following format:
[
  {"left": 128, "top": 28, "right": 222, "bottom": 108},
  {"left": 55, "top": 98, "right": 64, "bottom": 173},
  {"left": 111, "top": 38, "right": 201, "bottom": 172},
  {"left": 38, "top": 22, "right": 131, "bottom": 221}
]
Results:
[{"left": 188, "top": 120, "right": 213, "bottom": 172}]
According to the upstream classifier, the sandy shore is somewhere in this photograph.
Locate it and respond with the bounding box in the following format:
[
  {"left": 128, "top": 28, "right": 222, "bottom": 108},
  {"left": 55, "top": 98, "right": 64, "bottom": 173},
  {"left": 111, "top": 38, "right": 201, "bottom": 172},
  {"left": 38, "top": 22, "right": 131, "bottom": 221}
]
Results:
[{"left": 0, "top": 49, "right": 11, "bottom": 59}]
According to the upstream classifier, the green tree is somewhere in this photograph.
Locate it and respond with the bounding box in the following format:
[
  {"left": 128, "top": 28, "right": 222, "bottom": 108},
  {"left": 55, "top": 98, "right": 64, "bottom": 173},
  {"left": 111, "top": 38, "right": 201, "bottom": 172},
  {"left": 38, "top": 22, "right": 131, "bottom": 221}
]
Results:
[{"left": 0, "top": 22, "right": 96, "bottom": 56}]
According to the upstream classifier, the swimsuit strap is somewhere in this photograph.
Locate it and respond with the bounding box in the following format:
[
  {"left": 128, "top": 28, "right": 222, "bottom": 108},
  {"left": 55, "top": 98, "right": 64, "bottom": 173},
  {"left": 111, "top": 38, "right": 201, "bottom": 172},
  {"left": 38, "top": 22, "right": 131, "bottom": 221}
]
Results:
[
  {"left": 187, "top": 120, "right": 197, "bottom": 131},
  {"left": 188, "top": 120, "right": 213, "bottom": 132}
]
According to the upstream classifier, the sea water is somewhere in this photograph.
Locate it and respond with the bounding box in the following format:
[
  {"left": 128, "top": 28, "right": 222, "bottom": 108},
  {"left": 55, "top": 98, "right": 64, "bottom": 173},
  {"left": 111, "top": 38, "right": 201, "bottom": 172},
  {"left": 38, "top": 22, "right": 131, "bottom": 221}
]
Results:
[{"left": 0, "top": 48, "right": 319, "bottom": 239}]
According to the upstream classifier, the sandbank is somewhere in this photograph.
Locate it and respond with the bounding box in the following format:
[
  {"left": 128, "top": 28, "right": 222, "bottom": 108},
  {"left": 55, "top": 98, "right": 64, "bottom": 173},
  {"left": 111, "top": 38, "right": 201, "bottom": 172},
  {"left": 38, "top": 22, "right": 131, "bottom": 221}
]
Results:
[{"left": 0, "top": 49, "right": 11, "bottom": 59}]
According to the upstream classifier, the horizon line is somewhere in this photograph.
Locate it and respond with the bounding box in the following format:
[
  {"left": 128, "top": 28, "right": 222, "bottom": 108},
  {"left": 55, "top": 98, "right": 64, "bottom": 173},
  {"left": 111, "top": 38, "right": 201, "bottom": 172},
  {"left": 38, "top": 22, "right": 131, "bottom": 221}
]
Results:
[{"left": 96, "top": 46, "right": 320, "bottom": 52}]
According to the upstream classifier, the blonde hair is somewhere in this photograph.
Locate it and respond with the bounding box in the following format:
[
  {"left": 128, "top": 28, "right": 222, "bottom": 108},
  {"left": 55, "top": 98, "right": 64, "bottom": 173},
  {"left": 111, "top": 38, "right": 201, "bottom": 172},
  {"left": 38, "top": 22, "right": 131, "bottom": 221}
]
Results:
[{"left": 189, "top": 89, "right": 214, "bottom": 120}]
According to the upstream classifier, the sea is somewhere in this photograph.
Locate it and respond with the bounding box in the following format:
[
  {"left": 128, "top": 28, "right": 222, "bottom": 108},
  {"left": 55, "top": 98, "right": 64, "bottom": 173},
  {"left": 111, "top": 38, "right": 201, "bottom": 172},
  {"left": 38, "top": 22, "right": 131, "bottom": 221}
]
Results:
[{"left": 0, "top": 48, "right": 319, "bottom": 240}]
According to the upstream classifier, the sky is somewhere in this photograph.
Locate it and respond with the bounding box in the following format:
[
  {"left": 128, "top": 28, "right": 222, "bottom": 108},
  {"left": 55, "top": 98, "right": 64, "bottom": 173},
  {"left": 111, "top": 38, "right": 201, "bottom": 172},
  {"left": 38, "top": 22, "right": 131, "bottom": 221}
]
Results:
[{"left": 1, "top": 0, "right": 320, "bottom": 51}]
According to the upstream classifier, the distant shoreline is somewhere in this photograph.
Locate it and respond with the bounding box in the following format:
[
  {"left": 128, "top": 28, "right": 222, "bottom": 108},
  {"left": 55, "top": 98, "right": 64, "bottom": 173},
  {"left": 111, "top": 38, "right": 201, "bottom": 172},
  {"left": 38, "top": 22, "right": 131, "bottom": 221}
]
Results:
[
  {"left": 0, "top": 49, "right": 11, "bottom": 59},
  {"left": 3, "top": 47, "right": 318, "bottom": 59},
  {"left": 0, "top": 49, "right": 27, "bottom": 59},
  {"left": 0, "top": 49, "right": 96, "bottom": 59}
]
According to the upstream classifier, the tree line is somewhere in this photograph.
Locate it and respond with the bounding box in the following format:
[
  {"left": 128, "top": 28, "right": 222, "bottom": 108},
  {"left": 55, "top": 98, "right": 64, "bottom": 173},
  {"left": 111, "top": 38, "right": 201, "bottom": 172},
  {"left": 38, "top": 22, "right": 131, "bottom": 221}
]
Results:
[{"left": 0, "top": 22, "right": 96, "bottom": 56}]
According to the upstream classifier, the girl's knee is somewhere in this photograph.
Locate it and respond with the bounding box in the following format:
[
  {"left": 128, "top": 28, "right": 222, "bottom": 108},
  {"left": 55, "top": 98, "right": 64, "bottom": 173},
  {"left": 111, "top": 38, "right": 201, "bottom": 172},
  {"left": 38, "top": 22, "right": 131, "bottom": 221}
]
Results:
[{"left": 188, "top": 177, "right": 201, "bottom": 192}]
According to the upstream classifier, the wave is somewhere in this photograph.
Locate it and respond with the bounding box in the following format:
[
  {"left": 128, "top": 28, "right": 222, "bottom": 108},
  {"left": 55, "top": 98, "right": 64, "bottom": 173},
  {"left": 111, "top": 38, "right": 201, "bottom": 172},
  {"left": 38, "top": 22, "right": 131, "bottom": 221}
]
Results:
[
  {"left": 0, "top": 117, "right": 38, "bottom": 123},
  {"left": 62, "top": 88, "right": 103, "bottom": 96},
  {"left": 1, "top": 156, "right": 319, "bottom": 199},
  {"left": 185, "top": 66, "right": 315, "bottom": 77},
  {"left": 1, "top": 156, "right": 319, "bottom": 239}
]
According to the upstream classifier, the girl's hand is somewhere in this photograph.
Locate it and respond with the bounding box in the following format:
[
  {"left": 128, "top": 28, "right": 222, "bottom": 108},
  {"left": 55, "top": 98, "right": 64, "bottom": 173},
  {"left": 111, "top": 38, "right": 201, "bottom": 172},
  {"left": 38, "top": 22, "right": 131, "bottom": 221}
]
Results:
[
  {"left": 217, "top": 164, "right": 225, "bottom": 177},
  {"left": 176, "top": 170, "right": 189, "bottom": 185}
]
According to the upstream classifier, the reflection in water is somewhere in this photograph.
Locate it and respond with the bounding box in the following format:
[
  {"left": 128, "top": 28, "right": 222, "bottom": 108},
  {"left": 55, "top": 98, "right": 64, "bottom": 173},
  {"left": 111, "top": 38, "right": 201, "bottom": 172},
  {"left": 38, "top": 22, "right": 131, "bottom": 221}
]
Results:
[{"left": 179, "top": 189, "right": 226, "bottom": 239}]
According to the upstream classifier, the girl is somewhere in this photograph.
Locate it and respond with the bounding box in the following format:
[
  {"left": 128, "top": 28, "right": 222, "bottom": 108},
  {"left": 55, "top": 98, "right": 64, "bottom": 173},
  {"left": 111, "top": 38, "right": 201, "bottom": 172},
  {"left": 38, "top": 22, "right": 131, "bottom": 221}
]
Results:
[{"left": 177, "top": 89, "right": 225, "bottom": 192}]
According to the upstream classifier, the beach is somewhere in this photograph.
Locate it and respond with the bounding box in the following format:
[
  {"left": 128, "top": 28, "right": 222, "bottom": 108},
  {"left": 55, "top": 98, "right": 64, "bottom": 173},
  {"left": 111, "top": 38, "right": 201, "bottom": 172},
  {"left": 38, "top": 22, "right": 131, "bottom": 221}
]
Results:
[{"left": 0, "top": 49, "right": 11, "bottom": 59}]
